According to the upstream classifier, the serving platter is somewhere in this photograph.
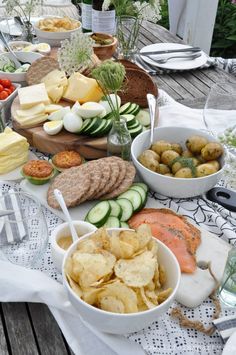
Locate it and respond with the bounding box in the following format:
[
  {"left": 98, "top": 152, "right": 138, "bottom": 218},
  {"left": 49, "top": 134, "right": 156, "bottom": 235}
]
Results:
[{"left": 20, "top": 177, "right": 231, "bottom": 308}]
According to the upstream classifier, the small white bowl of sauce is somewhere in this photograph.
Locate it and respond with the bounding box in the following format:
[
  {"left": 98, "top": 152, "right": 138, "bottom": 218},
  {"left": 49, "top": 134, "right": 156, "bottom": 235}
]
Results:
[{"left": 51, "top": 220, "right": 97, "bottom": 272}]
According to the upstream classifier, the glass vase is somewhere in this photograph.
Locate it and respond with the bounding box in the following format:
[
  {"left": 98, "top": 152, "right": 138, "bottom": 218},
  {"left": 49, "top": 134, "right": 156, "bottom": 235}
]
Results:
[
  {"left": 116, "top": 16, "right": 140, "bottom": 60},
  {"left": 107, "top": 118, "right": 132, "bottom": 161},
  {"left": 218, "top": 247, "right": 236, "bottom": 307}
]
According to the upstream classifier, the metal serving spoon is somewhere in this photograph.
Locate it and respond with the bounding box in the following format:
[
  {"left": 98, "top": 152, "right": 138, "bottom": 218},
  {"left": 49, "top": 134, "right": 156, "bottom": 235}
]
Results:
[
  {"left": 147, "top": 93, "right": 159, "bottom": 146},
  {"left": 0, "top": 30, "right": 30, "bottom": 67}
]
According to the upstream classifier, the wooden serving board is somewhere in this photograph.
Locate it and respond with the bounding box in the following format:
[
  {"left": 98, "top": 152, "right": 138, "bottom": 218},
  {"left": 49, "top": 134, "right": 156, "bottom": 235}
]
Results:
[
  {"left": 11, "top": 97, "right": 108, "bottom": 160},
  {"left": 20, "top": 178, "right": 231, "bottom": 308}
]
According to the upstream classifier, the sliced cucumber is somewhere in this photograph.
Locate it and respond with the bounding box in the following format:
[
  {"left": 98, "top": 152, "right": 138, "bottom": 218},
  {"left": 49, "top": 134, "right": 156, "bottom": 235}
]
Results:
[
  {"left": 129, "top": 124, "right": 143, "bottom": 138},
  {"left": 132, "top": 105, "right": 140, "bottom": 116},
  {"left": 85, "top": 201, "right": 111, "bottom": 227},
  {"left": 80, "top": 118, "right": 92, "bottom": 133},
  {"left": 120, "top": 221, "right": 129, "bottom": 229},
  {"left": 129, "top": 186, "right": 147, "bottom": 206},
  {"left": 116, "top": 198, "right": 133, "bottom": 222},
  {"left": 90, "top": 119, "right": 107, "bottom": 136},
  {"left": 104, "top": 216, "right": 121, "bottom": 228},
  {"left": 121, "top": 114, "right": 136, "bottom": 127},
  {"left": 108, "top": 200, "right": 122, "bottom": 218},
  {"left": 127, "top": 119, "right": 140, "bottom": 130},
  {"left": 119, "top": 102, "right": 132, "bottom": 114},
  {"left": 118, "top": 190, "right": 142, "bottom": 212},
  {"left": 132, "top": 182, "right": 148, "bottom": 193},
  {"left": 126, "top": 103, "right": 139, "bottom": 114},
  {"left": 96, "top": 118, "right": 112, "bottom": 136},
  {"left": 136, "top": 110, "right": 150, "bottom": 127},
  {"left": 83, "top": 117, "right": 102, "bottom": 135}
]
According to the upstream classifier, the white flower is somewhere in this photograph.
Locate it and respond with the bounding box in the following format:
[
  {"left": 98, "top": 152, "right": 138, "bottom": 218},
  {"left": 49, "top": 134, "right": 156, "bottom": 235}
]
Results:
[
  {"left": 134, "top": 1, "right": 161, "bottom": 22},
  {"left": 3, "top": 0, "right": 42, "bottom": 20},
  {"left": 58, "top": 31, "right": 95, "bottom": 76},
  {"left": 102, "top": 0, "right": 112, "bottom": 11}
]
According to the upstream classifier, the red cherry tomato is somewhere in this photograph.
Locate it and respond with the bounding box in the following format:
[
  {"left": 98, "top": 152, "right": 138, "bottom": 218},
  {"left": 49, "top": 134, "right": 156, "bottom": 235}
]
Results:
[
  {"left": 1, "top": 79, "right": 11, "bottom": 88},
  {"left": 0, "top": 91, "right": 9, "bottom": 100},
  {"left": 4, "top": 88, "right": 11, "bottom": 95},
  {"left": 9, "top": 85, "right": 15, "bottom": 93},
  {"left": 0, "top": 84, "right": 3, "bottom": 92}
]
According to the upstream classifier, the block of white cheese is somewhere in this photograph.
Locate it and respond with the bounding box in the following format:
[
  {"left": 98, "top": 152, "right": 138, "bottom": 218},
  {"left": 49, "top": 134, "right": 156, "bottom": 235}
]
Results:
[
  {"left": 16, "top": 103, "right": 46, "bottom": 118},
  {"left": 18, "top": 83, "right": 50, "bottom": 109},
  {"left": 0, "top": 128, "right": 29, "bottom": 174},
  {"left": 63, "top": 73, "right": 103, "bottom": 103},
  {"left": 14, "top": 113, "right": 48, "bottom": 128}
]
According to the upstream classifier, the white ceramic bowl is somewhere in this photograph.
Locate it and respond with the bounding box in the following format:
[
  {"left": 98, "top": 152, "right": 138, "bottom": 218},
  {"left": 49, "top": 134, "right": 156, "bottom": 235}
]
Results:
[
  {"left": 0, "top": 51, "right": 43, "bottom": 82},
  {"left": 131, "top": 126, "right": 225, "bottom": 198},
  {"left": 62, "top": 228, "right": 181, "bottom": 334},
  {"left": 51, "top": 220, "right": 96, "bottom": 272},
  {"left": 34, "top": 19, "right": 81, "bottom": 46}
]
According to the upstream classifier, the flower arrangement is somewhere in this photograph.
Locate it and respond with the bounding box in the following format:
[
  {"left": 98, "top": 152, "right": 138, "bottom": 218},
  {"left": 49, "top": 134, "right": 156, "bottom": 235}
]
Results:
[
  {"left": 58, "top": 31, "right": 95, "bottom": 76},
  {"left": 3, "top": 0, "right": 41, "bottom": 24},
  {"left": 91, "top": 60, "right": 126, "bottom": 121}
]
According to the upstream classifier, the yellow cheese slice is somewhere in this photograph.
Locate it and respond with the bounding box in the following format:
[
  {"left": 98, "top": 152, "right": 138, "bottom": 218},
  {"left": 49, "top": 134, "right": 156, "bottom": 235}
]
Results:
[
  {"left": 63, "top": 73, "right": 103, "bottom": 103},
  {"left": 18, "top": 83, "right": 50, "bottom": 109},
  {"left": 45, "top": 104, "right": 63, "bottom": 113},
  {"left": 41, "top": 69, "right": 68, "bottom": 88},
  {"left": 47, "top": 85, "right": 64, "bottom": 104},
  {"left": 15, "top": 114, "right": 48, "bottom": 127},
  {"left": 16, "top": 103, "right": 45, "bottom": 118}
]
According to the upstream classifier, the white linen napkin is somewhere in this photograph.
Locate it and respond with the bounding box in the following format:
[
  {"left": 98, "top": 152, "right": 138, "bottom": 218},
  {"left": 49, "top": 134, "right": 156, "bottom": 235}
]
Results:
[{"left": 0, "top": 260, "right": 145, "bottom": 355}]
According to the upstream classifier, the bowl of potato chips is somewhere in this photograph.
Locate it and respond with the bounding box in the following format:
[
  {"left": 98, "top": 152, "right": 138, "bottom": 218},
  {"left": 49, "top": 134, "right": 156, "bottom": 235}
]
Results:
[
  {"left": 63, "top": 226, "right": 180, "bottom": 334},
  {"left": 34, "top": 16, "right": 81, "bottom": 46}
]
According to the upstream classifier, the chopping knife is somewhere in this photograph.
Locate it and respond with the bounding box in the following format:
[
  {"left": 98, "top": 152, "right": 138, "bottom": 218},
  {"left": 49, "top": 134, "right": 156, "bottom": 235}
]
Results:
[
  {"left": 206, "top": 187, "right": 236, "bottom": 212},
  {"left": 140, "top": 47, "right": 201, "bottom": 56}
]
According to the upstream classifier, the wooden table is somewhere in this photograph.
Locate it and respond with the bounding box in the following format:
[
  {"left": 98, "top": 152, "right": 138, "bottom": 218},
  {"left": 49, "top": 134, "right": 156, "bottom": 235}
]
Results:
[{"left": 0, "top": 22, "right": 235, "bottom": 355}]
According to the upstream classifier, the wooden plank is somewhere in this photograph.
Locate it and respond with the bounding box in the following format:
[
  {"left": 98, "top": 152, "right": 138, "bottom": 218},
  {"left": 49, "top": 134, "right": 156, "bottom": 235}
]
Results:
[
  {"left": 0, "top": 306, "right": 9, "bottom": 355},
  {"left": 28, "top": 303, "right": 72, "bottom": 355},
  {"left": 2, "top": 303, "right": 39, "bottom": 355}
]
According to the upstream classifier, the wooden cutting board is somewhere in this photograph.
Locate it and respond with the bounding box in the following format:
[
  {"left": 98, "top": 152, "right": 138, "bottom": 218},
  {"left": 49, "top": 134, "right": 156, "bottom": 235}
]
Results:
[
  {"left": 20, "top": 178, "right": 231, "bottom": 308},
  {"left": 11, "top": 97, "right": 108, "bottom": 159}
]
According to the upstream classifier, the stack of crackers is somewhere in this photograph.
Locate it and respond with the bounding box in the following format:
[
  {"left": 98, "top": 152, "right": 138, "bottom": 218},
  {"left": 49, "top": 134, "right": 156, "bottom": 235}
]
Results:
[{"left": 47, "top": 157, "right": 136, "bottom": 209}]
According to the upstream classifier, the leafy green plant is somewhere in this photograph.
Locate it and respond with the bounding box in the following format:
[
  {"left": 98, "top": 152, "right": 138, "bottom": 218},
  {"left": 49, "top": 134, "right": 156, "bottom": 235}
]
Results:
[{"left": 211, "top": 0, "right": 236, "bottom": 58}]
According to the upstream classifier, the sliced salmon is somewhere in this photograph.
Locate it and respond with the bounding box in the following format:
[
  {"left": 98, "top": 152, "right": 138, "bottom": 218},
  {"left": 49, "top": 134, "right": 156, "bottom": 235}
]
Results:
[{"left": 129, "top": 208, "right": 201, "bottom": 273}]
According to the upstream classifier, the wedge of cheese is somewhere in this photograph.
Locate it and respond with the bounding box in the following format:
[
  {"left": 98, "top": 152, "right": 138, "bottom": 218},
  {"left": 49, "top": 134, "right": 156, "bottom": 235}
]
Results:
[
  {"left": 41, "top": 70, "right": 68, "bottom": 104},
  {"left": 18, "top": 83, "right": 50, "bottom": 109},
  {"left": 0, "top": 127, "right": 29, "bottom": 174},
  {"left": 47, "top": 85, "right": 64, "bottom": 104},
  {"left": 63, "top": 73, "right": 103, "bottom": 103}
]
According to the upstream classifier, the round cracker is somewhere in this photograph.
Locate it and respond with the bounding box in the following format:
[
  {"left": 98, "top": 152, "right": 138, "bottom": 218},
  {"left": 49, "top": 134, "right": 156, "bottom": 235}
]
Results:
[
  {"left": 101, "top": 162, "right": 136, "bottom": 199},
  {"left": 93, "top": 157, "right": 120, "bottom": 199},
  {"left": 47, "top": 166, "right": 90, "bottom": 209}
]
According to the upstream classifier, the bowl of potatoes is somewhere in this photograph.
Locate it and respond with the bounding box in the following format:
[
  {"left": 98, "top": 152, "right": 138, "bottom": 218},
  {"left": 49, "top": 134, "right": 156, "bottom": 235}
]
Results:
[{"left": 131, "top": 126, "right": 225, "bottom": 198}]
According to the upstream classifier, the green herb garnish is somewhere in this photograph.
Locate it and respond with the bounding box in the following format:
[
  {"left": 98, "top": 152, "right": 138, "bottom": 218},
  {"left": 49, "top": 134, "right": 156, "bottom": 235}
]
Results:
[{"left": 171, "top": 157, "right": 197, "bottom": 177}]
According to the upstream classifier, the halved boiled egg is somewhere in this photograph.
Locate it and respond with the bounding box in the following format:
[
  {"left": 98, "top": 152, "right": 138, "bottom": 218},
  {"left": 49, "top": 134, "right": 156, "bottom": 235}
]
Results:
[
  {"left": 36, "top": 43, "right": 51, "bottom": 54},
  {"left": 63, "top": 112, "right": 83, "bottom": 133},
  {"left": 77, "top": 102, "right": 105, "bottom": 119},
  {"left": 48, "top": 106, "right": 70, "bottom": 121},
  {"left": 71, "top": 101, "right": 81, "bottom": 115},
  {"left": 43, "top": 120, "right": 63, "bottom": 135},
  {"left": 99, "top": 94, "right": 121, "bottom": 115}
]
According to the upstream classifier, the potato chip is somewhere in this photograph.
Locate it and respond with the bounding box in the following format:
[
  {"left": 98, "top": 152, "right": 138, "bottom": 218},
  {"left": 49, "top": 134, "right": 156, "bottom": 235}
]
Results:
[
  {"left": 114, "top": 251, "right": 156, "bottom": 287},
  {"left": 145, "top": 290, "right": 158, "bottom": 305},
  {"left": 157, "top": 288, "right": 172, "bottom": 304},
  {"left": 136, "top": 224, "right": 152, "bottom": 249},
  {"left": 38, "top": 17, "right": 80, "bottom": 32},
  {"left": 99, "top": 296, "right": 125, "bottom": 313},
  {"left": 133, "top": 288, "right": 148, "bottom": 312},
  {"left": 81, "top": 287, "right": 104, "bottom": 305},
  {"left": 154, "top": 264, "right": 161, "bottom": 289},
  {"left": 159, "top": 265, "right": 167, "bottom": 286},
  {"left": 77, "top": 239, "right": 99, "bottom": 253},
  {"left": 145, "top": 280, "right": 155, "bottom": 291},
  {"left": 66, "top": 274, "right": 82, "bottom": 298},
  {"left": 119, "top": 230, "right": 140, "bottom": 252},
  {"left": 147, "top": 239, "right": 158, "bottom": 257},
  {"left": 98, "top": 281, "right": 138, "bottom": 313},
  {"left": 140, "top": 287, "right": 156, "bottom": 309}
]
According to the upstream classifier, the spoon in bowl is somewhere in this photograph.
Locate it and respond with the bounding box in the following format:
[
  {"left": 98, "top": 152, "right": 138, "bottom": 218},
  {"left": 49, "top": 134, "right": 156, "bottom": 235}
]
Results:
[
  {"left": 53, "top": 189, "right": 78, "bottom": 243},
  {"left": 147, "top": 93, "right": 159, "bottom": 145}
]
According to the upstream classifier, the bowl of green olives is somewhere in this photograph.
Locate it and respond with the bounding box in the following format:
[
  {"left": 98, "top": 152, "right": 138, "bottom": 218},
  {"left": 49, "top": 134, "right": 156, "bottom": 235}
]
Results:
[{"left": 131, "top": 126, "right": 225, "bottom": 198}]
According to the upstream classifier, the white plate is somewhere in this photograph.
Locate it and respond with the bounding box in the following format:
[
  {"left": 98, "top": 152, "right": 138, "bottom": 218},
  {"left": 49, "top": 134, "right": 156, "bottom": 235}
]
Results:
[
  {"left": 0, "top": 151, "right": 37, "bottom": 181},
  {"left": 140, "top": 43, "right": 208, "bottom": 70},
  {"left": 223, "top": 331, "right": 236, "bottom": 355}
]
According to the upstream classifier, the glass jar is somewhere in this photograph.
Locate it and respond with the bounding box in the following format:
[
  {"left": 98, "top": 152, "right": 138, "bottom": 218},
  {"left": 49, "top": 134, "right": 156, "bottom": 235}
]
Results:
[
  {"left": 219, "top": 247, "right": 236, "bottom": 307},
  {"left": 116, "top": 16, "right": 140, "bottom": 60},
  {"left": 107, "top": 118, "right": 132, "bottom": 161}
]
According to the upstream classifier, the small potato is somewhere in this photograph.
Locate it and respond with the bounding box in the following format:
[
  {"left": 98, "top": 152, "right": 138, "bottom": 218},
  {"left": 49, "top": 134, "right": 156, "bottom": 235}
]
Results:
[
  {"left": 172, "top": 157, "right": 199, "bottom": 174},
  {"left": 196, "top": 163, "right": 217, "bottom": 177},
  {"left": 159, "top": 163, "right": 170, "bottom": 175},
  {"left": 138, "top": 150, "right": 160, "bottom": 172},
  {"left": 201, "top": 142, "right": 224, "bottom": 161},
  {"left": 195, "top": 154, "right": 206, "bottom": 164},
  {"left": 164, "top": 173, "right": 174, "bottom": 177},
  {"left": 175, "top": 167, "right": 193, "bottom": 178},
  {"left": 151, "top": 140, "right": 172, "bottom": 155},
  {"left": 171, "top": 143, "right": 183, "bottom": 155},
  {"left": 186, "top": 135, "right": 208, "bottom": 154},
  {"left": 182, "top": 150, "right": 193, "bottom": 158},
  {"left": 207, "top": 160, "right": 220, "bottom": 171},
  {"left": 161, "top": 150, "right": 179, "bottom": 167},
  {"left": 172, "top": 161, "right": 182, "bottom": 174}
]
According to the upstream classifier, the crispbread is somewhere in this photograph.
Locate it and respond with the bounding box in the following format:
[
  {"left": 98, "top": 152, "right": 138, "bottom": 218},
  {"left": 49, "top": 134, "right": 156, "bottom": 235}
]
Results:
[
  {"left": 47, "top": 166, "right": 90, "bottom": 209},
  {"left": 108, "top": 156, "right": 127, "bottom": 191},
  {"left": 78, "top": 161, "right": 103, "bottom": 203},
  {"left": 93, "top": 157, "right": 120, "bottom": 199},
  {"left": 88, "top": 161, "right": 111, "bottom": 200},
  {"left": 101, "top": 162, "right": 136, "bottom": 199}
]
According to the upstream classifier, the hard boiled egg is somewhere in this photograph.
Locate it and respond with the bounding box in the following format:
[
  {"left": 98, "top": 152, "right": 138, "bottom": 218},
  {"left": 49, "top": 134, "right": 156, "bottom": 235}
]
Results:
[
  {"left": 99, "top": 94, "right": 121, "bottom": 115},
  {"left": 36, "top": 43, "right": 51, "bottom": 54},
  {"left": 63, "top": 112, "right": 83, "bottom": 133},
  {"left": 71, "top": 101, "right": 81, "bottom": 115},
  {"left": 77, "top": 102, "right": 105, "bottom": 119},
  {"left": 43, "top": 120, "right": 63, "bottom": 135},
  {"left": 48, "top": 107, "right": 70, "bottom": 121}
]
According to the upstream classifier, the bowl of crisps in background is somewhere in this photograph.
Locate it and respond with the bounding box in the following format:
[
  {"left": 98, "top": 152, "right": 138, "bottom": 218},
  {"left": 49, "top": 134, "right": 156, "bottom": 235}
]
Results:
[
  {"left": 34, "top": 16, "right": 81, "bottom": 46},
  {"left": 63, "top": 227, "right": 180, "bottom": 334}
]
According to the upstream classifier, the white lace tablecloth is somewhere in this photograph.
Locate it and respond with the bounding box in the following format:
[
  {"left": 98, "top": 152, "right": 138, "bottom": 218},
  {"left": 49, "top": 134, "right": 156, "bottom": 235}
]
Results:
[{"left": 1, "top": 90, "right": 236, "bottom": 355}]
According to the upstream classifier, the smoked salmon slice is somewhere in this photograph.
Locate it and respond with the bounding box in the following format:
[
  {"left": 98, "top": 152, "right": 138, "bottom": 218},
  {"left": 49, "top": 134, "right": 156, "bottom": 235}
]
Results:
[{"left": 128, "top": 208, "right": 201, "bottom": 273}]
